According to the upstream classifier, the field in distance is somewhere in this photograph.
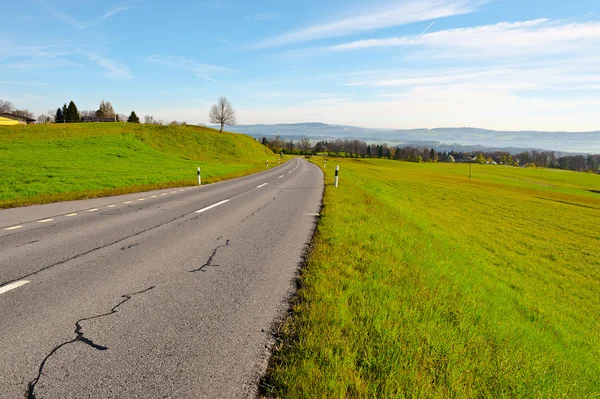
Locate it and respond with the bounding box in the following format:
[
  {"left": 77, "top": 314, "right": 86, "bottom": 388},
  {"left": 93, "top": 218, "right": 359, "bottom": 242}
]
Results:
[
  {"left": 0, "top": 123, "right": 274, "bottom": 208},
  {"left": 264, "top": 158, "right": 600, "bottom": 398}
]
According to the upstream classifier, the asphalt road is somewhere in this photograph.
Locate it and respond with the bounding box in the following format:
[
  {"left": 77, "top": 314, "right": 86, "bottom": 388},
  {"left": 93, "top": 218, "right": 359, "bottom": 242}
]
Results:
[{"left": 0, "top": 158, "right": 323, "bottom": 398}]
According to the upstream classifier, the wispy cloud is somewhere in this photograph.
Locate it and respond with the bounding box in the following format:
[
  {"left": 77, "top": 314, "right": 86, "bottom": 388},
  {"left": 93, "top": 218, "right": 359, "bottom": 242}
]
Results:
[
  {"left": 103, "top": 1, "right": 142, "bottom": 19},
  {"left": 88, "top": 53, "right": 133, "bottom": 80},
  {"left": 245, "top": 11, "right": 282, "bottom": 22},
  {"left": 148, "top": 55, "right": 234, "bottom": 82},
  {"left": 324, "top": 19, "right": 600, "bottom": 59},
  {"left": 252, "top": 0, "right": 479, "bottom": 49}
]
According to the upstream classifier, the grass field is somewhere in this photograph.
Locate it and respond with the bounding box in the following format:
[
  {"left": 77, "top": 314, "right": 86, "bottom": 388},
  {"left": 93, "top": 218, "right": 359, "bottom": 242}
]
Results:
[
  {"left": 0, "top": 123, "right": 274, "bottom": 208},
  {"left": 263, "top": 158, "right": 600, "bottom": 398}
]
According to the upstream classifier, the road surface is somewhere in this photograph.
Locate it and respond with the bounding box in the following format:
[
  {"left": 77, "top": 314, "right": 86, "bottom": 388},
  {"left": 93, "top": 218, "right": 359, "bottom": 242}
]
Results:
[{"left": 0, "top": 158, "right": 323, "bottom": 398}]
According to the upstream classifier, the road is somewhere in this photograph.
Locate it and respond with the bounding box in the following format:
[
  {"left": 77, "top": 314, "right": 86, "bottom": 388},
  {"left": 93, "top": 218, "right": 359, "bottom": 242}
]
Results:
[{"left": 0, "top": 158, "right": 323, "bottom": 398}]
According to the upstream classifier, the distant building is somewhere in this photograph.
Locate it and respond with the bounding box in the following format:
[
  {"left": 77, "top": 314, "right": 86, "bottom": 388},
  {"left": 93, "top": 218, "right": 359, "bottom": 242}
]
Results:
[
  {"left": 0, "top": 113, "right": 35, "bottom": 125},
  {"left": 81, "top": 116, "right": 117, "bottom": 123}
]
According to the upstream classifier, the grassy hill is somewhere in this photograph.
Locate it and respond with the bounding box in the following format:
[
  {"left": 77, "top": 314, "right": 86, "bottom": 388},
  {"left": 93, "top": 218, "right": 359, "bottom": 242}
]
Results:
[
  {"left": 263, "top": 159, "right": 600, "bottom": 398},
  {"left": 0, "top": 123, "right": 274, "bottom": 208}
]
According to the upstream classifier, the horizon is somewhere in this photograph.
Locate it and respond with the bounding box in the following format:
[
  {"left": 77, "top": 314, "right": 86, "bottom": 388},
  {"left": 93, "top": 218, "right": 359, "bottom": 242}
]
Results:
[{"left": 2, "top": 1, "right": 600, "bottom": 132}]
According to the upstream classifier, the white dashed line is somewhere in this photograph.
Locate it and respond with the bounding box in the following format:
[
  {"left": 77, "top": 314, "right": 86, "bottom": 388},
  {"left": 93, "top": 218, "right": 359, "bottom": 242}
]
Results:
[
  {"left": 306, "top": 213, "right": 320, "bottom": 216},
  {"left": 151, "top": 195, "right": 158, "bottom": 198},
  {"left": 137, "top": 198, "right": 145, "bottom": 201},
  {"left": 88, "top": 209, "right": 99, "bottom": 212},
  {"left": 0, "top": 280, "right": 30, "bottom": 295},
  {"left": 3, "top": 225, "right": 23, "bottom": 231},
  {"left": 179, "top": 190, "right": 185, "bottom": 192},
  {"left": 195, "top": 199, "right": 230, "bottom": 214},
  {"left": 257, "top": 183, "right": 268, "bottom": 188},
  {"left": 160, "top": 193, "right": 168, "bottom": 196},
  {"left": 65, "top": 213, "right": 78, "bottom": 217},
  {"left": 278, "top": 175, "right": 284, "bottom": 179},
  {"left": 288, "top": 171, "right": 292, "bottom": 173},
  {"left": 38, "top": 218, "right": 54, "bottom": 223},
  {"left": 106, "top": 204, "right": 116, "bottom": 208},
  {"left": 170, "top": 191, "right": 177, "bottom": 194},
  {"left": 124, "top": 201, "right": 132, "bottom": 204}
]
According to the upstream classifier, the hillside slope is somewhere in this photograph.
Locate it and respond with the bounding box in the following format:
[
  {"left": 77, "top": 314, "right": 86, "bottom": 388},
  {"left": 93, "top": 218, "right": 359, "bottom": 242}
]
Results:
[{"left": 0, "top": 123, "right": 274, "bottom": 208}]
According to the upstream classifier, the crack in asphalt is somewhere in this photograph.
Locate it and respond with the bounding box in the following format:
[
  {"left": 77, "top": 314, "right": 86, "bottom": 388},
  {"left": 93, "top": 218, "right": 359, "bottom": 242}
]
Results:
[
  {"left": 26, "top": 286, "right": 155, "bottom": 399},
  {"left": 120, "top": 243, "right": 140, "bottom": 251},
  {"left": 190, "top": 238, "right": 231, "bottom": 273},
  {"left": 241, "top": 191, "right": 283, "bottom": 224},
  {"left": 0, "top": 210, "right": 201, "bottom": 289},
  {"left": 15, "top": 240, "right": 40, "bottom": 249}
]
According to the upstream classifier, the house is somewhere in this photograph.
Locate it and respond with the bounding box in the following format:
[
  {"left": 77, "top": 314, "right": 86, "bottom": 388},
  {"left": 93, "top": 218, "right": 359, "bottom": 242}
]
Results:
[{"left": 0, "top": 113, "right": 35, "bottom": 125}]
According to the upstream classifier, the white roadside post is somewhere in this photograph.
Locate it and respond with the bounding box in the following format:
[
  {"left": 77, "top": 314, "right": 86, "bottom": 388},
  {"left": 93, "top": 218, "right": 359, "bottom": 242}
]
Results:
[
  {"left": 197, "top": 167, "right": 201, "bottom": 185},
  {"left": 266, "top": 160, "right": 269, "bottom": 168},
  {"left": 324, "top": 159, "right": 327, "bottom": 168},
  {"left": 335, "top": 165, "right": 339, "bottom": 188}
]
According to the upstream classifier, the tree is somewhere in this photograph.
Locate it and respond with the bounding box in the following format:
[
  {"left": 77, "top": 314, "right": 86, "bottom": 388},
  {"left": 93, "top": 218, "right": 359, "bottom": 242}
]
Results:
[
  {"left": 475, "top": 153, "right": 485, "bottom": 164},
  {"left": 55, "top": 107, "right": 64, "bottom": 123},
  {"left": 65, "top": 101, "right": 80, "bottom": 122},
  {"left": 144, "top": 115, "right": 155, "bottom": 124},
  {"left": 127, "top": 111, "right": 140, "bottom": 123},
  {"left": 209, "top": 96, "right": 236, "bottom": 133},
  {"left": 61, "top": 104, "right": 68, "bottom": 123},
  {"left": 96, "top": 100, "right": 116, "bottom": 118},
  {"left": 0, "top": 99, "right": 16, "bottom": 113},
  {"left": 12, "top": 109, "right": 34, "bottom": 119},
  {"left": 300, "top": 137, "right": 311, "bottom": 154},
  {"left": 37, "top": 114, "right": 53, "bottom": 124}
]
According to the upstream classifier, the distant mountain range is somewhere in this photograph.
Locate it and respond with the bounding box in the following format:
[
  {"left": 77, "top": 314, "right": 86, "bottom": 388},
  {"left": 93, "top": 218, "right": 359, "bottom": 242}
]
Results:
[{"left": 225, "top": 122, "right": 600, "bottom": 154}]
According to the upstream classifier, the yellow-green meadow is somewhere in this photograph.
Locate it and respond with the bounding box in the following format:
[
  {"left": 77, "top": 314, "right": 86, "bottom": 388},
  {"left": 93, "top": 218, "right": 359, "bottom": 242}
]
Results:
[{"left": 264, "top": 158, "right": 600, "bottom": 398}]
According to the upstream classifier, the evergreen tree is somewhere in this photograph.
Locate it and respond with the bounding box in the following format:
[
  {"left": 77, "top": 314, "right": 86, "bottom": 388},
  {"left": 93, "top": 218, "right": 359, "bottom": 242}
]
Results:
[
  {"left": 55, "top": 107, "right": 63, "bottom": 123},
  {"left": 367, "top": 145, "right": 372, "bottom": 158},
  {"left": 61, "top": 104, "right": 68, "bottom": 123},
  {"left": 127, "top": 111, "right": 140, "bottom": 123},
  {"left": 66, "top": 101, "right": 80, "bottom": 123}
]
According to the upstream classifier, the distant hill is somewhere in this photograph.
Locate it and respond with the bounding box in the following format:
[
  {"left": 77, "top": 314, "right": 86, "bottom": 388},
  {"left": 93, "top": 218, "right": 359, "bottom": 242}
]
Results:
[{"left": 226, "top": 123, "right": 600, "bottom": 154}]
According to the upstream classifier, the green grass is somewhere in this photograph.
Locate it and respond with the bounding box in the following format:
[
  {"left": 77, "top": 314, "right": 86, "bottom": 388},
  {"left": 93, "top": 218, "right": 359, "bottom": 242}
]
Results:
[
  {"left": 263, "top": 158, "right": 600, "bottom": 398},
  {"left": 0, "top": 123, "right": 274, "bottom": 208}
]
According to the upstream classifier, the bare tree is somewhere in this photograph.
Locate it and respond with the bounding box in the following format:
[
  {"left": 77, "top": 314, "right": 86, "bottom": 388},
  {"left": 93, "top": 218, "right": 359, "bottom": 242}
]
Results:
[
  {"left": 36, "top": 114, "right": 53, "bottom": 124},
  {"left": 144, "top": 115, "right": 155, "bottom": 124},
  {"left": 209, "top": 96, "right": 236, "bottom": 133},
  {"left": 96, "top": 100, "right": 116, "bottom": 118},
  {"left": 0, "top": 99, "right": 16, "bottom": 113}
]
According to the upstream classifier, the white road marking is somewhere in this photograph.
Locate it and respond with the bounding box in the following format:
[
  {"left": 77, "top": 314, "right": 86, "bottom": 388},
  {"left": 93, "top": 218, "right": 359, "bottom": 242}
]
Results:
[
  {"left": 160, "top": 193, "right": 168, "bottom": 196},
  {"left": 278, "top": 175, "right": 284, "bottom": 179},
  {"left": 179, "top": 189, "right": 185, "bottom": 192},
  {"left": 38, "top": 218, "right": 54, "bottom": 223},
  {"left": 3, "top": 225, "right": 23, "bottom": 231},
  {"left": 88, "top": 209, "right": 99, "bottom": 212},
  {"left": 0, "top": 280, "right": 30, "bottom": 295},
  {"left": 137, "top": 198, "right": 145, "bottom": 201},
  {"left": 151, "top": 195, "right": 158, "bottom": 198},
  {"left": 257, "top": 183, "right": 268, "bottom": 188},
  {"left": 124, "top": 201, "right": 132, "bottom": 204},
  {"left": 106, "top": 204, "right": 116, "bottom": 208},
  {"left": 306, "top": 213, "right": 320, "bottom": 216},
  {"left": 170, "top": 191, "right": 178, "bottom": 194},
  {"left": 65, "top": 213, "right": 78, "bottom": 217},
  {"left": 288, "top": 171, "right": 292, "bottom": 173},
  {"left": 195, "top": 199, "right": 230, "bottom": 214}
]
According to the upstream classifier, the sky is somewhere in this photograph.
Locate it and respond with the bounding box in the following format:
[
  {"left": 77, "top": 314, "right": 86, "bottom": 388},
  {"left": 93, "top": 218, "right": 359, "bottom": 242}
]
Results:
[{"left": 2, "top": 0, "right": 600, "bottom": 131}]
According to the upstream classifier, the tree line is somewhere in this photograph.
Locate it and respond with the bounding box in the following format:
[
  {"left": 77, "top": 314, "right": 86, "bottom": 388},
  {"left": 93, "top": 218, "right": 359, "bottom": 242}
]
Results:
[{"left": 260, "top": 137, "right": 600, "bottom": 174}]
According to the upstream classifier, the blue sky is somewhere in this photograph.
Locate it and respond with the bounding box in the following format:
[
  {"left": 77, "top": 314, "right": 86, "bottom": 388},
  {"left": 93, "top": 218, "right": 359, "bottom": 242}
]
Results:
[{"left": 2, "top": 0, "right": 600, "bottom": 131}]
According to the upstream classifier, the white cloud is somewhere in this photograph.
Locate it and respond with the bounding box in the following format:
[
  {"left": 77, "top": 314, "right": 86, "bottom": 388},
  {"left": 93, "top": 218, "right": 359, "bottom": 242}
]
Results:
[
  {"left": 103, "top": 1, "right": 141, "bottom": 19},
  {"left": 148, "top": 55, "right": 234, "bottom": 82},
  {"left": 326, "top": 19, "right": 600, "bottom": 59},
  {"left": 252, "top": 0, "right": 478, "bottom": 49},
  {"left": 88, "top": 53, "right": 133, "bottom": 80}
]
